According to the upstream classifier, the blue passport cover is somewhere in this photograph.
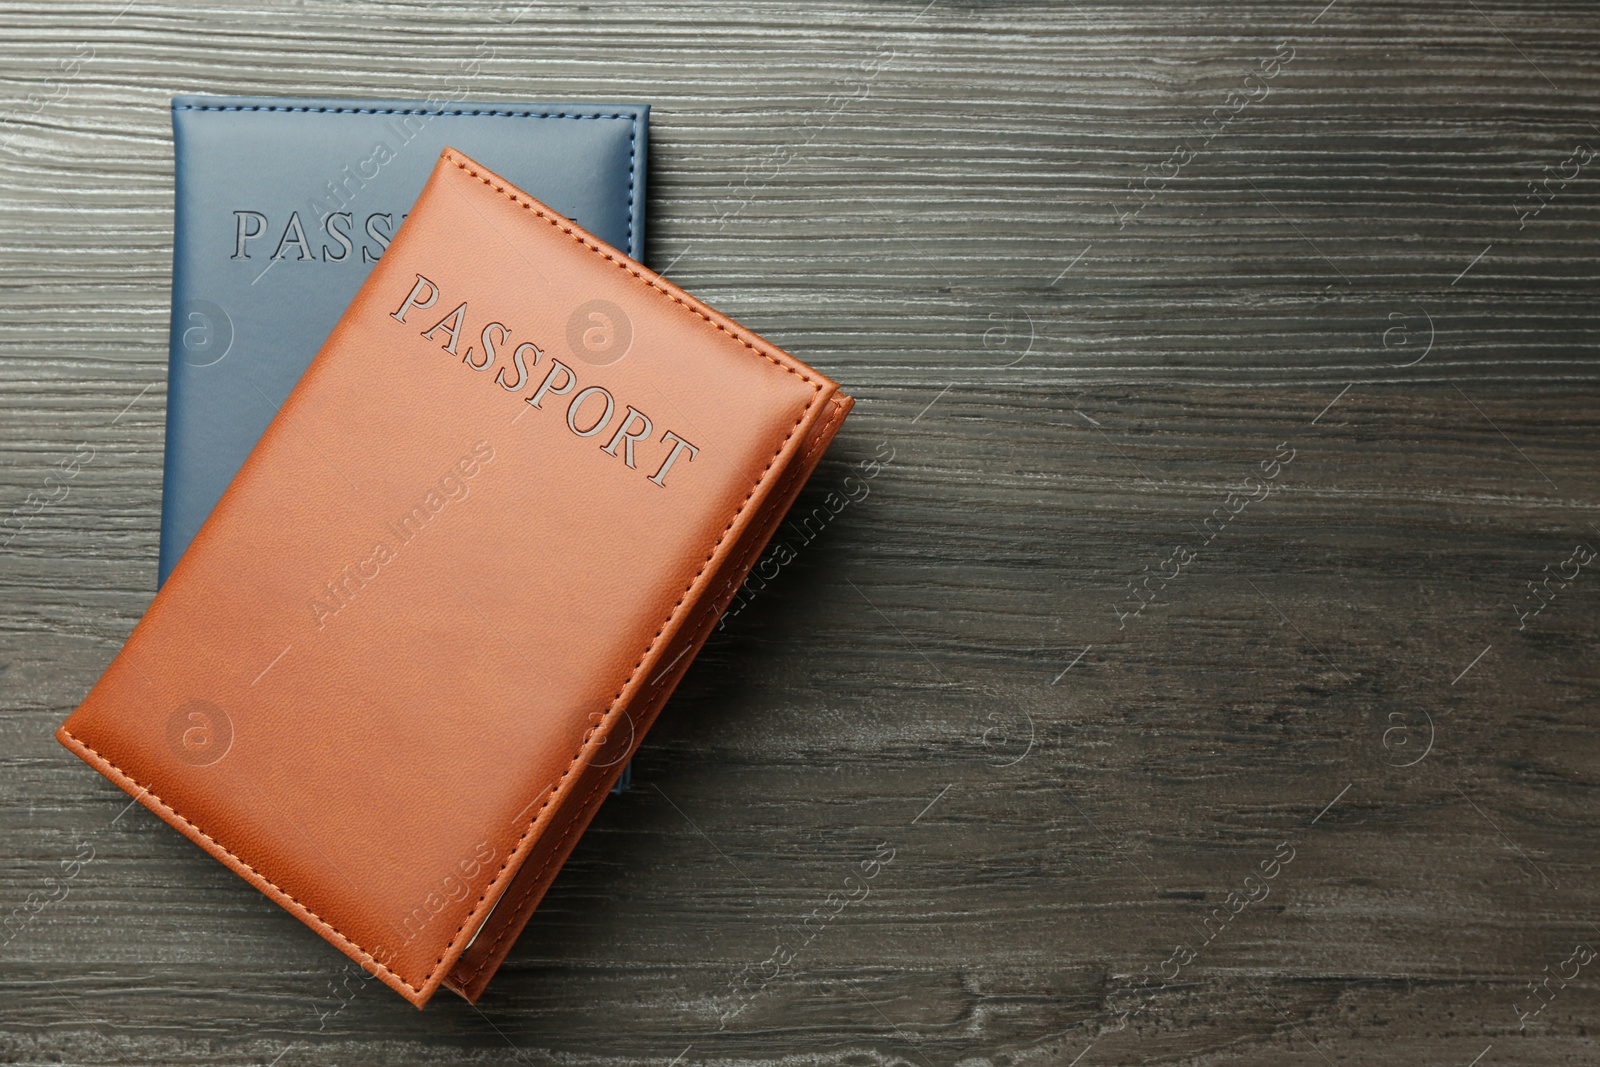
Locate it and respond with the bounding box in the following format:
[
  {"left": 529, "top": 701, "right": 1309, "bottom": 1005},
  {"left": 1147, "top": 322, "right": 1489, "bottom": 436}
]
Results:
[{"left": 161, "top": 95, "right": 648, "bottom": 584}]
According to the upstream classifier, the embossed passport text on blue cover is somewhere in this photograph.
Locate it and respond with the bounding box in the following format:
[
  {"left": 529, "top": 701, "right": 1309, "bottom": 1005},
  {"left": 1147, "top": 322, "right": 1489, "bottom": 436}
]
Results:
[{"left": 162, "top": 95, "right": 648, "bottom": 584}]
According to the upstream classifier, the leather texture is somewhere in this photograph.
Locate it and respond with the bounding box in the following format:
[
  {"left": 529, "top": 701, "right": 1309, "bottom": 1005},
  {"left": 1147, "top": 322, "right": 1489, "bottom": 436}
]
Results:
[
  {"left": 160, "top": 95, "right": 647, "bottom": 586},
  {"left": 58, "top": 148, "right": 853, "bottom": 1009}
]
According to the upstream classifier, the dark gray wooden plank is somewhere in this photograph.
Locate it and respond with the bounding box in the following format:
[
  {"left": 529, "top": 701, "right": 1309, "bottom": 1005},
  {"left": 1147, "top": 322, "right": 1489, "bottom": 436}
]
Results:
[{"left": 3, "top": 1, "right": 1599, "bottom": 1064}]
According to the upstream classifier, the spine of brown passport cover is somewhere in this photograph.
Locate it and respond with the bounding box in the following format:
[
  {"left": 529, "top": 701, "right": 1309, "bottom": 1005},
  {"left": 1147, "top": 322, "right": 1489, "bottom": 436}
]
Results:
[
  {"left": 57, "top": 149, "right": 852, "bottom": 1009},
  {"left": 444, "top": 389, "right": 853, "bottom": 1001}
]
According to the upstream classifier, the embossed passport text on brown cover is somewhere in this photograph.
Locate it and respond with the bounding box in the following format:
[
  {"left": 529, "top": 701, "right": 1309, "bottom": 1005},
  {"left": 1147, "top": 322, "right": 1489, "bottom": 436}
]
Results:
[{"left": 57, "top": 148, "right": 853, "bottom": 1007}]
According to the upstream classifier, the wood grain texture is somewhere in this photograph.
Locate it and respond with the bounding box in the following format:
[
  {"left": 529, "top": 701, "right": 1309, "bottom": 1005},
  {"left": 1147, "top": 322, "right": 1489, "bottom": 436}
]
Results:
[{"left": 2, "top": 0, "right": 1598, "bottom": 1063}]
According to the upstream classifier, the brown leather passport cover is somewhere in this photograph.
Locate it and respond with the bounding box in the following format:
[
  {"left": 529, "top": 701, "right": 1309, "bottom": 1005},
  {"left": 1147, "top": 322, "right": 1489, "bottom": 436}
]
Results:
[{"left": 57, "top": 147, "right": 853, "bottom": 1008}]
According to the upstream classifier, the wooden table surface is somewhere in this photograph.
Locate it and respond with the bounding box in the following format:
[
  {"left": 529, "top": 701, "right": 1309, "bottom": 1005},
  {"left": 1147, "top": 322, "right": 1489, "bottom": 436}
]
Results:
[{"left": 3, "top": 1, "right": 1598, "bottom": 1064}]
